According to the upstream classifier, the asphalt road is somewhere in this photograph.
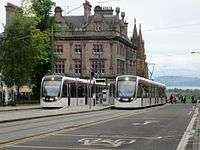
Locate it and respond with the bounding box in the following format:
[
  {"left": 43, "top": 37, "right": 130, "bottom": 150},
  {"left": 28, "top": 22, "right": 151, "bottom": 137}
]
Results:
[{"left": 0, "top": 104, "right": 197, "bottom": 150}]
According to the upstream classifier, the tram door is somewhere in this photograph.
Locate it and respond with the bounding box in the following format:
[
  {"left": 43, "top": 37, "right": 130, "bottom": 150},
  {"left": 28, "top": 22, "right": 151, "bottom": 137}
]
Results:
[{"left": 62, "top": 81, "right": 69, "bottom": 107}]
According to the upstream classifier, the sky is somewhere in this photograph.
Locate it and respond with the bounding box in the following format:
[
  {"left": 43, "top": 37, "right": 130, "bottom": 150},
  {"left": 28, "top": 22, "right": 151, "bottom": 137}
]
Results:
[{"left": 1, "top": 0, "right": 200, "bottom": 78}]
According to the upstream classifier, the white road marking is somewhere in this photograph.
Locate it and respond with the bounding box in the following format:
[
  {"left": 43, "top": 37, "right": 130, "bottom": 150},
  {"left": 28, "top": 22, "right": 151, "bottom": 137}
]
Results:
[
  {"left": 132, "top": 120, "right": 159, "bottom": 125},
  {"left": 132, "top": 123, "right": 141, "bottom": 125},
  {"left": 176, "top": 107, "right": 199, "bottom": 150},
  {"left": 188, "top": 111, "right": 192, "bottom": 115},
  {"left": 78, "top": 138, "right": 136, "bottom": 147},
  {"left": 129, "top": 139, "right": 136, "bottom": 143}
]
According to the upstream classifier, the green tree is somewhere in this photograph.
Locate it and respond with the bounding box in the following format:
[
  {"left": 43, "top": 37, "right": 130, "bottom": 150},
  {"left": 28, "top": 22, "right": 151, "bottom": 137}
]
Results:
[
  {"left": 0, "top": 11, "right": 50, "bottom": 101},
  {"left": 31, "top": 0, "right": 55, "bottom": 31},
  {"left": 1, "top": 13, "right": 37, "bottom": 87},
  {"left": 29, "top": 0, "right": 56, "bottom": 99}
]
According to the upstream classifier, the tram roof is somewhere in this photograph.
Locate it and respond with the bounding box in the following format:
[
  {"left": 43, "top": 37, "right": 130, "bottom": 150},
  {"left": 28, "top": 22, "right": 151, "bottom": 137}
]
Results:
[
  {"left": 43, "top": 75, "right": 107, "bottom": 85},
  {"left": 116, "top": 75, "right": 166, "bottom": 88}
]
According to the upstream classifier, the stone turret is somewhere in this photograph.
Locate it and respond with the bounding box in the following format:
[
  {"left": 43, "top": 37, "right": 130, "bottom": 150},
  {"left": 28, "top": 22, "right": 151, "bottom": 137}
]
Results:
[{"left": 132, "top": 18, "right": 138, "bottom": 47}]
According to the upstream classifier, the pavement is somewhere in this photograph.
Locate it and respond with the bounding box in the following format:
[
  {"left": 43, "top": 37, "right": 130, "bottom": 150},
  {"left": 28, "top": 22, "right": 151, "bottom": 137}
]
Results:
[
  {"left": 0, "top": 105, "right": 41, "bottom": 112},
  {"left": 0, "top": 104, "right": 111, "bottom": 123}
]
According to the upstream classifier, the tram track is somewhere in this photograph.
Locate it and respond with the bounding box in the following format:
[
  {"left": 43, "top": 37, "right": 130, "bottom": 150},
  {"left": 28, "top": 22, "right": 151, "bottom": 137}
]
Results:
[
  {"left": 0, "top": 110, "right": 128, "bottom": 135},
  {"left": 0, "top": 106, "right": 163, "bottom": 148}
]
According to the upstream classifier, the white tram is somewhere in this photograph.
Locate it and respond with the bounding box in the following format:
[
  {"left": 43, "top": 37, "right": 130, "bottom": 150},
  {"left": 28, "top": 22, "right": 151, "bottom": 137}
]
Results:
[
  {"left": 114, "top": 75, "right": 167, "bottom": 109},
  {"left": 40, "top": 75, "right": 113, "bottom": 108}
]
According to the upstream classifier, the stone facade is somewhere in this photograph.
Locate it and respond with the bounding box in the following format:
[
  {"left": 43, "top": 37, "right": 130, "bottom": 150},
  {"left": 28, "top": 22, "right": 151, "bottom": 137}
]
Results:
[{"left": 54, "top": 0, "right": 148, "bottom": 80}]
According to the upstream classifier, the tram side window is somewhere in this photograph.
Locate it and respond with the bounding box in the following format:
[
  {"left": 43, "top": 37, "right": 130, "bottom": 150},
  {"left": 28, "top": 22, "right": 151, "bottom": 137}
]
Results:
[
  {"left": 143, "top": 87, "right": 149, "bottom": 98},
  {"left": 155, "top": 87, "right": 159, "bottom": 97},
  {"left": 151, "top": 86, "right": 155, "bottom": 97},
  {"left": 70, "top": 83, "right": 76, "bottom": 97},
  {"left": 78, "top": 84, "right": 85, "bottom": 97},
  {"left": 62, "top": 81, "right": 68, "bottom": 97},
  {"left": 160, "top": 88, "right": 166, "bottom": 97},
  {"left": 137, "top": 84, "right": 143, "bottom": 98}
]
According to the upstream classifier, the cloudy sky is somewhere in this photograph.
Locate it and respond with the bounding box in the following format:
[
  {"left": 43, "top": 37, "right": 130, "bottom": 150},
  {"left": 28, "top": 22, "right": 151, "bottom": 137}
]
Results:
[{"left": 1, "top": 0, "right": 200, "bottom": 78}]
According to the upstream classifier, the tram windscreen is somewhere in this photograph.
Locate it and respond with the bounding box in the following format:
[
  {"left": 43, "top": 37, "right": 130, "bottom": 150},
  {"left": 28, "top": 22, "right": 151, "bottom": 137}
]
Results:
[
  {"left": 117, "top": 80, "right": 136, "bottom": 97},
  {"left": 42, "top": 80, "right": 61, "bottom": 97}
]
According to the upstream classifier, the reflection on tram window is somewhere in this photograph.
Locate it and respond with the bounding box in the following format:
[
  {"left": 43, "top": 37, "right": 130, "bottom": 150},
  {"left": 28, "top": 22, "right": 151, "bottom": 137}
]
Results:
[
  {"left": 43, "top": 80, "right": 61, "bottom": 97},
  {"left": 118, "top": 80, "right": 136, "bottom": 97}
]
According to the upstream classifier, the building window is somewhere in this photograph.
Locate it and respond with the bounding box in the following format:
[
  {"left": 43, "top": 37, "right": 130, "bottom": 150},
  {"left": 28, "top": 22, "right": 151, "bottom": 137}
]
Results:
[
  {"left": 54, "top": 60, "right": 65, "bottom": 74},
  {"left": 74, "top": 44, "right": 82, "bottom": 55},
  {"left": 117, "top": 59, "right": 125, "bottom": 74},
  {"left": 55, "top": 45, "right": 63, "bottom": 53},
  {"left": 93, "top": 44, "right": 103, "bottom": 54},
  {"left": 74, "top": 61, "right": 81, "bottom": 74},
  {"left": 91, "top": 60, "right": 105, "bottom": 74}
]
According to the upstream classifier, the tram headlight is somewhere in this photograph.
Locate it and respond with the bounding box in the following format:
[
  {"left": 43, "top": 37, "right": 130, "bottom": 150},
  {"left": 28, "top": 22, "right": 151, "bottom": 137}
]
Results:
[{"left": 54, "top": 97, "right": 58, "bottom": 101}]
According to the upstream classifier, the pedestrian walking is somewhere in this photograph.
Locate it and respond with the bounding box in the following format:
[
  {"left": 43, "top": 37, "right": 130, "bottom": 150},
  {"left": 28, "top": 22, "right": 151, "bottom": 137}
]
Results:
[
  {"left": 179, "top": 95, "right": 183, "bottom": 103},
  {"left": 191, "top": 95, "right": 197, "bottom": 106},
  {"left": 183, "top": 96, "right": 186, "bottom": 104},
  {"left": 170, "top": 94, "right": 173, "bottom": 104},
  {"left": 173, "top": 95, "right": 177, "bottom": 104}
]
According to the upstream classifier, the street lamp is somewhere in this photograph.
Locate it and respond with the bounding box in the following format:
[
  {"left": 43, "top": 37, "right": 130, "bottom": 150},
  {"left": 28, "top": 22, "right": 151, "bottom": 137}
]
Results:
[{"left": 191, "top": 51, "right": 200, "bottom": 54}]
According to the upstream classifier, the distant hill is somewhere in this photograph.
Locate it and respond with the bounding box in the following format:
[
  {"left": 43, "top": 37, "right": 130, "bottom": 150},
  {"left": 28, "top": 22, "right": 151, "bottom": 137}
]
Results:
[{"left": 154, "top": 76, "right": 200, "bottom": 86}]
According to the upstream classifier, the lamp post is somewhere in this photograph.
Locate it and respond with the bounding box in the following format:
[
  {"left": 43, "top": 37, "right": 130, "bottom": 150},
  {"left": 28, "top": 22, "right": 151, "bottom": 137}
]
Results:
[{"left": 191, "top": 51, "right": 200, "bottom": 54}]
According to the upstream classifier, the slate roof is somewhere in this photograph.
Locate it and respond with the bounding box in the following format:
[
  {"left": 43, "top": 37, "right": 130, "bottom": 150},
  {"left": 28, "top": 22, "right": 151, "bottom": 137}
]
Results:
[
  {"left": 64, "top": 16, "right": 87, "bottom": 28},
  {"left": 63, "top": 15, "right": 117, "bottom": 29}
]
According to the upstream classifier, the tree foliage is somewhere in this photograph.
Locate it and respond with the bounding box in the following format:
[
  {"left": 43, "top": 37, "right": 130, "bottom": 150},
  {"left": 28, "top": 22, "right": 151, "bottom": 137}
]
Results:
[
  {"left": 1, "top": 13, "right": 51, "bottom": 88},
  {"left": 0, "top": 0, "right": 56, "bottom": 100},
  {"left": 0, "top": 13, "right": 41, "bottom": 87},
  {"left": 31, "top": 0, "right": 55, "bottom": 31}
]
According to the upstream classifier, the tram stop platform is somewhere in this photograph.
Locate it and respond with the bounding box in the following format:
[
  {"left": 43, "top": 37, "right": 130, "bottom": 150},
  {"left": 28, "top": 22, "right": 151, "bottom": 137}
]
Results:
[{"left": 0, "top": 104, "right": 111, "bottom": 123}]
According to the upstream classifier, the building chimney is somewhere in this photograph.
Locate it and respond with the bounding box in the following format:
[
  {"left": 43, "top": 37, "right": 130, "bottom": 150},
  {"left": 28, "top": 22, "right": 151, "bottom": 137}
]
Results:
[
  {"left": 54, "top": 7, "right": 63, "bottom": 24},
  {"left": 83, "top": 0, "right": 92, "bottom": 21}
]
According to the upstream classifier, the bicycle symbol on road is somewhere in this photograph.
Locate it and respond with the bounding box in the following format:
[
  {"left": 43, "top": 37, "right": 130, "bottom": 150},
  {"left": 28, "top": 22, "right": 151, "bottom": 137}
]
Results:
[{"left": 78, "top": 138, "right": 136, "bottom": 147}]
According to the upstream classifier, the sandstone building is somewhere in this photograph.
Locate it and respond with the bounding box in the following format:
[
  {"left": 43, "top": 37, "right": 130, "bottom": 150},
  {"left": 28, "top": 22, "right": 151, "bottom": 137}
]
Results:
[{"left": 53, "top": 0, "right": 148, "bottom": 81}]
